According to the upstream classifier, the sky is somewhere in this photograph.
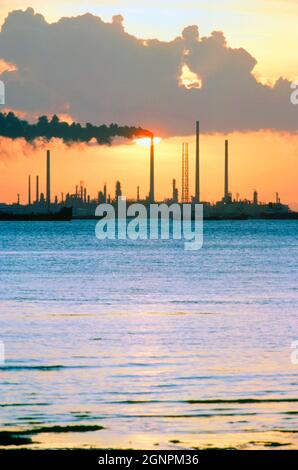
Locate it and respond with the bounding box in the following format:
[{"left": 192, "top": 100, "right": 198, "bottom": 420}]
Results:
[
  {"left": 0, "top": 1, "right": 297, "bottom": 208},
  {"left": 1, "top": 0, "right": 298, "bottom": 81}
]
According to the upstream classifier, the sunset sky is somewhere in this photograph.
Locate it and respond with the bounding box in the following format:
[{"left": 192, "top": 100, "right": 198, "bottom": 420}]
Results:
[{"left": 0, "top": 1, "right": 297, "bottom": 208}]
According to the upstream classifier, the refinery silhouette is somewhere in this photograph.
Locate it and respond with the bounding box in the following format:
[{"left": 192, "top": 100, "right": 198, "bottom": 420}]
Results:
[{"left": 0, "top": 121, "right": 297, "bottom": 220}]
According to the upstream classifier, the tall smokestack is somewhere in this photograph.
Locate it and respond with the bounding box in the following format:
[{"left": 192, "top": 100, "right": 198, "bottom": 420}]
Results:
[
  {"left": 46, "top": 150, "right": 51, "bottom": 213},
  {"left": 36, "top": 175, "right": 39, "bottom": 203},
  {"left": 195, "top": 121, "right": 200, "bottom": 202},
  {"left": 28, "top": 175, "right": 31, "bottom": 205},
  {"left": 225, "top": 139, "right": 229, "bottom": 200},
  {"left": 149, "top": 135, "right": 155, "bottom": 203},
  {"left": 182, "top": 142, "right": 189, "bottom": 203}
]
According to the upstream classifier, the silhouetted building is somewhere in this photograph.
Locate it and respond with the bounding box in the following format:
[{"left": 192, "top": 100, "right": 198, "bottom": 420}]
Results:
[
  {"left": 172, "top": 179, "right": 178, "bottom": 203},
  {"left": 115, "top": 181, "right": 122, "bottom": 200},
  {"left": 98, "top": 191, "right": 105, "bottom": 204}
]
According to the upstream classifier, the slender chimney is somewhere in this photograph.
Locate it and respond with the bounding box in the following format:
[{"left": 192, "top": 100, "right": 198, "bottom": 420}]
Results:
[
  {"left": 149, "top": 135, "right": 155, "bottom": 203},
  {"left": 195, "top": 121, "right": 200, "bottom": 202},
  {"left": 36, "top": 175, "right": 39, "bottom": 203},
  {"left": 28, "top": 175, "right": 31, "bottom": 205},
  {"left": 225, "top": 139, "right": 229, "bottom": 200},
  {"left": 46, "top": 150, "right": 51, "bottom": 212},
  {"left": 182, "top": 142, "right": 189, "bottom": 203}
]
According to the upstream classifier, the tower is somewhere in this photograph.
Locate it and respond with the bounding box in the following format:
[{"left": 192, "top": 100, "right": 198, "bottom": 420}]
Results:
[
  {"left": 46, "top": 150, "right": 51, "bottom": 213},
  {"left": 223, "top": 139, "right": 232, "bottom": 203},
  {"left": 28, "top": 175, "right": 31, "bottom": 205},
  {"left": 195, "top": 121, "right": 200, "bottom": 202},
  {"left": 172, "top": 179, "right": 178, "bottom": 203},
  {"left": 115, "top": 181, "right": 122, "bottom": 200},
  {"left": 36, "top": 175, "right": 39, "bottom": 204},
  {"left": 182, "top": 142, "right": 189, "bottom": 203},
  {"left": 149, "top": 135, "right": 155, "bottom": 203}
]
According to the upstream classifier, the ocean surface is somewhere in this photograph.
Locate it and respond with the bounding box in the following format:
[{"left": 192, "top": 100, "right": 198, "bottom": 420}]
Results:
[{"left": 0, "top": 220, "right": 297, "bottom": 449}]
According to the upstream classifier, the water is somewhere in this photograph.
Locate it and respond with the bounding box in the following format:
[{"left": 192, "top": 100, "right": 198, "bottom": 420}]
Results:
[{"left": 0, "top": 220, "right": 297, "bottom": 449}]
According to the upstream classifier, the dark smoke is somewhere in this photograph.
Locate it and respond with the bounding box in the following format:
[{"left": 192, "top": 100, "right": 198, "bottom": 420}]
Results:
[{"left": 0, "top": 112, "right": 152, "bottom": 144}]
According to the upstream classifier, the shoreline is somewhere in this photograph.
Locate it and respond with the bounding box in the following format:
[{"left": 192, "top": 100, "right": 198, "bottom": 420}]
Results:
[{"left": 0, "top": 427, "right": 297, "bottom": 451}]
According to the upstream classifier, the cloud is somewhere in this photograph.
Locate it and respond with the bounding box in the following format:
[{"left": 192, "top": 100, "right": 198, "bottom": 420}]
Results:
[{"left": 0, "top": 7, "right": 297, "bottom": 135}]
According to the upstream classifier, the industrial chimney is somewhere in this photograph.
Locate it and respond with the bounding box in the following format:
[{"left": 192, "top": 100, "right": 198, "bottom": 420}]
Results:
[
  {"left": 195, "top": 121, "right": 200, "bottom": 203},
  {"left": 28, "top": 175, "right": 31, "bottom": 205},
  {"left": 36, "top": 175, "right": 39, "bottom": 204},
  {"left": 149, "top": 135, "right": 155, "bottom": 203},
  {"left": 224, "top": 139, "right": 229, "bottom": 202},
  {"left": 46, "top": 150, "right": 51, "bottom": 213},
  {"left": 182, "top": 142, "right": 189, "bottom": 203}
]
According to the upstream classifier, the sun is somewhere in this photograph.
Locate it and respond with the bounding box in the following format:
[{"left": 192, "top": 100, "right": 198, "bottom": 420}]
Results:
[{"left": 134, "top": 137, "right": 162, "bottom": 147}]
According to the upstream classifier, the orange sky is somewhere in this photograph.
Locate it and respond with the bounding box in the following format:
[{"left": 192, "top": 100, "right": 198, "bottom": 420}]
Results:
[{"left": 1, "top": 131, "right": 297, "bottom": 209}]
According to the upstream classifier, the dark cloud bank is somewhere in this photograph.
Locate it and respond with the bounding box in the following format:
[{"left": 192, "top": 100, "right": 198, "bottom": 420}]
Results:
[{"left": 0, "top": 7, "right": 297, "bottom": 136}]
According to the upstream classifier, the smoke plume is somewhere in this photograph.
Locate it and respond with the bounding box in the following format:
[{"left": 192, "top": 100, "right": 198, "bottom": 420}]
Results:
[{"left": 0, "top": 112, "right": 151, "bottom": 144}]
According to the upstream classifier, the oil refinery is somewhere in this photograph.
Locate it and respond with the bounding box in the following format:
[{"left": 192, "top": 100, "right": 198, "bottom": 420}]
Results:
[{"left": 0, "top": 122, "right": 297, "bottom": 220}]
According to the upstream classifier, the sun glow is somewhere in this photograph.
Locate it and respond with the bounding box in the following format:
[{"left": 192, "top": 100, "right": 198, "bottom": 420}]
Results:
[
  {"left": 179, "top": 64, "right": 202, "bottom": 90},
  {"left": 134, "top": 137, "right": 162, "bottom": 147}
]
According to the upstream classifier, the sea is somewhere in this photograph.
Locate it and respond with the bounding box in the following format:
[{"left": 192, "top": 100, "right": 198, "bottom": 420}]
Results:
[{"left": 0, "top": 220, "right": 297, "bottom": 449}]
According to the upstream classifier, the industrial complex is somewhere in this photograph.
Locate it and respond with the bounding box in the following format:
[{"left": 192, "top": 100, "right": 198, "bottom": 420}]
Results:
[{"left": 0, "top": 122, "right": 297, "bottom": 220}]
